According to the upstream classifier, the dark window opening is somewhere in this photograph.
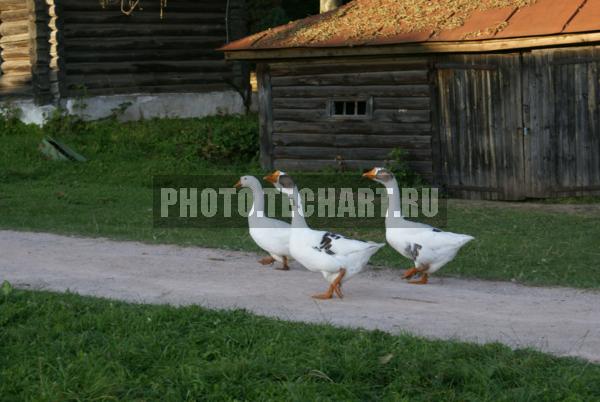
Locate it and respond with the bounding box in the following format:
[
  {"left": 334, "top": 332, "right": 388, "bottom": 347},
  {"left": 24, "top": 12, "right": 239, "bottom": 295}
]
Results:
[{"left": 331, "top": 100, "right": 369, "bottom": 117}]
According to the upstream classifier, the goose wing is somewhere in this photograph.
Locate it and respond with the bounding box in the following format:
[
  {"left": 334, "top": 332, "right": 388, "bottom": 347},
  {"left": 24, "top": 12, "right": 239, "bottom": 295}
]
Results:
[
  {"left": 312, "top": 231, "right": 379, "bottom": 257},
  {"left": 411, "top": 228, "right": 474, "bottom": 250}
]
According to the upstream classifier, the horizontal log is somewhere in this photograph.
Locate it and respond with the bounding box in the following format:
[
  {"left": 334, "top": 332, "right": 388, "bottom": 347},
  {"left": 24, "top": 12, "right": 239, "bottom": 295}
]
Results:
[
  {"left": 65, "top": 48, "right": 222, "bottom": 63},
  {"left": 0, "top": 0, "right": 27, "bottom": 5},
  {"left": 0, "top": 86, "right": 33, "bottom": 97},
  {"left": 273, "top": 159, "right": 433, "bottom": 174},
  {"left": 272, "top": 108, "right": 328, "bottom": 121},
  {"left": 0, "top": 73, "right": 31, "bottom": 88},
  {"left": 66, "top": 82, "right": 231, "bottom": 96},
  {"left": 271, "top": 70, "right": 429, "bottom": 87},
  {"left": 0, "top": 33, "right": 28, "bottom": 44},
  {"left": 1, "top": 45, "right": 29, "bottom": 58},
  {"left": 272, "top": 98, "right": 328, "bottom": 110},
  {"left": 62, "top": 11, "right": 225, "bottom": 24},
  {"left": 65, "top": 71, "right": 234, "bottom": 89},
  {"left": 1, "top": 59, "right": 31, "bottom": 73},
  {"left": 63, "top": 23, "right": 225, "bottom": 38},
  {"left": 0, "top": 20, "right": 28, "bottom": 36},
  {"left": 0, "top": 9, "right": 29, "bottom": 21},
  {"left": 273, "top": 120, "right": 432, "bottom": 135},
  {"left": 61, "top": 1, "right": 227, "bottom": 12},
  {"left": 273, "top": 146, "right": 431, "bottom": 161},
  {"left": 270, "top": 59, "right": 430, "bottom": 77},
  {"left": 65, "top": 60, "right": 230, "bottom": 75},
  {"left": 272, "top": 108, "right": 430, "bottom": 123},
  {"left": 374, "top": 97, "right": 430, "bottom": 109},
  {"left": 373, "top": 109, "right": 430, "bottom": 123},
  {"left": 272, "top": 133, "right": 432, "bottom": 149},
  {"left": 272, "top": 85, "right": 430, "bottom": 98},
  {"left": 271, "top": 96, "right": 431, "bottom": 110},
  {"left": 62, "top": 36, "right": 226, "bottom": 51}
]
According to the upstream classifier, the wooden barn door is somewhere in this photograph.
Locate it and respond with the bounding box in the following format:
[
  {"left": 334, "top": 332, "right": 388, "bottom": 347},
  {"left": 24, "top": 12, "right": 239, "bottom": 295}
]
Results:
[
  {"left": 523, "top": 47, "right": 600, "bottom": 197},
  {"left": 435, "top": 54, "right": 525, "bottom": 200}
]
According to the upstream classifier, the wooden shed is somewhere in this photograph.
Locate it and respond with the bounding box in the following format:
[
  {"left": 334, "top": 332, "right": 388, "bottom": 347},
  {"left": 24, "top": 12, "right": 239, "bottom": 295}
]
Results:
[
  {"left": 0, "top": 0, "right": 248, "bottom": 120},
  {"left": 222, "top": 0, "right": 600, "bottom": 200}
]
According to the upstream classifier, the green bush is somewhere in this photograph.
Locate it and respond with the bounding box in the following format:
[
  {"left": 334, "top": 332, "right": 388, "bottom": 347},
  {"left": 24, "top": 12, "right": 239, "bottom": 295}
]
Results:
[
  {"left": 196, "top": 115, "right": 259, "bottom": 163},
  {"left": 386, "top": 147, "right": 422, "bottom": 185}
]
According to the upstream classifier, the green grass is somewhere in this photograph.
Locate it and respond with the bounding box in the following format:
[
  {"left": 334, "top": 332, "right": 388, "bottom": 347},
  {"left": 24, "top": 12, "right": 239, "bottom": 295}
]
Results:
[
  {"left": 1, "top": 289, "right": 599, "bottom": 401},
  {"left": 1, "top": 116, "right": 599, "bottom": 288}
]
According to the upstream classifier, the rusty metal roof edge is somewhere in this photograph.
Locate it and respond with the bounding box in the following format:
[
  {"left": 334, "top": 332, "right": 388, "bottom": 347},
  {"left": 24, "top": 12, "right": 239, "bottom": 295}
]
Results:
[{"left": 223, "top": 31, "right": 600, "bottom": 61}]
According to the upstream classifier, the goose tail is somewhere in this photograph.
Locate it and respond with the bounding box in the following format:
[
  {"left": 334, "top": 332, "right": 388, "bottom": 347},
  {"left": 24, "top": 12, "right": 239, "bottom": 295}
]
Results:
[
  {"left": 366, "top": 241, "right": 386, "bottom": 256},
  {"left": 456, "top": 234, "right": 475, "bottom": 247}
]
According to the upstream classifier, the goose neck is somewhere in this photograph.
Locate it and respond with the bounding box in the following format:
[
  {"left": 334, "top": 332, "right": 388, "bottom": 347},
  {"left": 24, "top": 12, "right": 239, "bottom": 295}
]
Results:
[
  {"left": 384, "top": 178, "right": 404, "bottom": 223},
  {"left": 290, "top": 187, "right": 308, "bottom": 229},
  {"left": 247, "top": 184, "right": 265, "bottom": 223}
]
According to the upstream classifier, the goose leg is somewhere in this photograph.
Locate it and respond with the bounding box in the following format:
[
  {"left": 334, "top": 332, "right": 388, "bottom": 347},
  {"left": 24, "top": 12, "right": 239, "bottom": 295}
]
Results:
[
  {"left": 258, "top": 256, "right": 276, "bottom": 266},
  {"left": 402, "top": 267, "right": 418, "bottom": 279},
  {"left": 312, "top": 284, "right": 335, "bottom": 300},
  {"left": 409, "top": 273, "right": 429, "bottom": 285},
  {"left": 332, "top": 268, "right": 346, "bottom": 299},
  {"left": 276, "top": 256, "right": 290, "bottom": 271},
  {"left": 313, "top": 268, "right": 346, "bottom": 300},
  {"left": 333, "top": 283, "right": 344, "bottom": 299}
]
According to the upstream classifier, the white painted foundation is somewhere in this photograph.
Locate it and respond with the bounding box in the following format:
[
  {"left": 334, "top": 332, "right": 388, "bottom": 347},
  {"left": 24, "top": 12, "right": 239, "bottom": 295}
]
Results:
[{"left": 2, "top": 90, "right": 246, "bottom": 125}]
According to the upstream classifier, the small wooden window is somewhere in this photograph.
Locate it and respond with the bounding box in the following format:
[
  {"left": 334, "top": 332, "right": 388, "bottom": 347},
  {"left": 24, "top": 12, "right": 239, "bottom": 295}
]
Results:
[{"left": 329, "top": 98, "right": 372, "bottom": 119}]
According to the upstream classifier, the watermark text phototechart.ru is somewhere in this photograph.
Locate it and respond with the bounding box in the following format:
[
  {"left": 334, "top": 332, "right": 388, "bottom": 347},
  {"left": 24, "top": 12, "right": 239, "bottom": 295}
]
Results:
[{"left": 153, "top": 175, "right": 446, "bottom": 229}]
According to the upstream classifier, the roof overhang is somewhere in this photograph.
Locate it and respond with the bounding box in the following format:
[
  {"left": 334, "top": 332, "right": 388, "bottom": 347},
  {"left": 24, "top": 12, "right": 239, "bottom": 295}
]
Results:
[{"left": 223, "top": 32, "right": 600, "bottom": 61}]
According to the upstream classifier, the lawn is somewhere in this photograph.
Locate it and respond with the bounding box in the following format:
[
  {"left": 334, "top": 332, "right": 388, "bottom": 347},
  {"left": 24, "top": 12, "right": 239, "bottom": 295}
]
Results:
[
  {"left": 1, "top": 114, "right": 599, "bottom": 288},
  {"left": 1, "top": 289, "right": 599, "bottom": 401}
]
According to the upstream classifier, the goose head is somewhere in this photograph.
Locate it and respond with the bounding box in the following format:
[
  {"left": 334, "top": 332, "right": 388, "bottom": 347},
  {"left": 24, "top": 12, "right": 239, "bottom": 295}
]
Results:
[
  {"left": 264, "top": 170, "right": 295, "bottom": 197},
  {"left": 234, "top": 175, "right": 262, "bottom": 190},
  {"left": 362, "top": 167, "right": 394, "bottom": 185}
]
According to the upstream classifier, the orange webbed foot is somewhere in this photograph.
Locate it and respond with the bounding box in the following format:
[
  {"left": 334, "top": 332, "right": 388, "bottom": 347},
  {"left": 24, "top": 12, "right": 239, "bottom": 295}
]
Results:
[
  {"left": 258, "top": 256, "right": 276, "bottom": 266},
  {"left": 312, "top": 291, "right": 334, "bottom": 300},
  {"left": 409, "top": 274, "right": 429, "bottom": 285},
  {"left": 402, "top": 267, "right": 418, "bottom": 279}
]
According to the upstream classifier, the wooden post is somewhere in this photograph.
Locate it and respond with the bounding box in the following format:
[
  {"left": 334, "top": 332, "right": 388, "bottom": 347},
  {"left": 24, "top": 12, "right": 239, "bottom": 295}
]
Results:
[{"left": 320, "top": 0, "right": 342, "bottom": 13}]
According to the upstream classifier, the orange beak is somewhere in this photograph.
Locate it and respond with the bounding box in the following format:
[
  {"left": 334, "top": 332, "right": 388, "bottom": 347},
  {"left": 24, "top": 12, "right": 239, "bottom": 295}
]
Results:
[
  {"left": 263, "top": 170, "right": 281, "bottom": 184},
  {"left": 234, "top": 179, "right": 242, "bottom": 188},
  {"left": 362, "top": 168, "right": 377, "bottom": 180}
]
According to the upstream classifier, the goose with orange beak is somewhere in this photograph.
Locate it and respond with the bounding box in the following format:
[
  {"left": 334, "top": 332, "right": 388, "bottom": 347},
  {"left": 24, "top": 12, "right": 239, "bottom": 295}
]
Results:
[
  {"left": 265, "top": 170, "right": 385, "bottom": 299},
  {"left": 363, "top": 167, "right": 474, "bottom": 284},
  {"left": 235, "top": 175, "right": 291, "bottom": 270}
]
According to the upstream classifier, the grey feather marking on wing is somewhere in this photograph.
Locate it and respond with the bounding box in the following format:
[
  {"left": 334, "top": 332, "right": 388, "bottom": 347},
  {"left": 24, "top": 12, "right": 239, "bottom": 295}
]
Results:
[{"left": 404, "top": 243, "right": 422, "bottom": 260}]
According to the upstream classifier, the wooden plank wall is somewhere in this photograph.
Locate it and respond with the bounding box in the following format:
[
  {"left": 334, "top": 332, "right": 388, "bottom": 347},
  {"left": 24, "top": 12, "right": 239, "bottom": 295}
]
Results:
[
  {"left": 266, "top": 57, "right": 434, "bottom": 178},
  {"left": 0, "top": 0, "right": 32, "bottom": 99},
  {"left": 59, "top": 0, "right": 246, "bottom": 97},
  {"left": 435, "top": 54, "right": 524, "bottom": 200},
  {"left": 524, "top": 46, "right": 600, "bottom": 197}
]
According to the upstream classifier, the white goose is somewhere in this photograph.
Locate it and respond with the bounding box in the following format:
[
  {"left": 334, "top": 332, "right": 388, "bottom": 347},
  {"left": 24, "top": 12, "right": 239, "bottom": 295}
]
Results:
[
  {"left": 264, "top": 170, "right": 385, "bottom": 299},
  {"left": 363, "top": 167, "right": 474, "bottom": 284},
  {"left": 235, "top": 175, "right": 291, "bottom": 270}
]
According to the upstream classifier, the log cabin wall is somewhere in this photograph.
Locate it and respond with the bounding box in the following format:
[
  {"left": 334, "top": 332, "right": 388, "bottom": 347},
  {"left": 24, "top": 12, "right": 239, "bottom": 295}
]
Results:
[
  {"left": 0, "top": 0, "right": 52, "bottom": 103},
  {"left": 258, "top": 47, "right": 600, "bottom": 200},
  {"left": 259, "top": 57, "right": 434, "bottom": 180},
  {"left": 0, "top": 0, "right": 33, "bottom": 100},
  {"left": 58, "top": 0, "right": 246, "bottom": 98}
]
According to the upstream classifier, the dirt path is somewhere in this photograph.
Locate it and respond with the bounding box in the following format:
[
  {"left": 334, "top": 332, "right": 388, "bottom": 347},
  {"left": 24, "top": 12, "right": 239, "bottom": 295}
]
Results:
[{"left": 1, "top": 230, "right": 599, "bottom": 362}]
